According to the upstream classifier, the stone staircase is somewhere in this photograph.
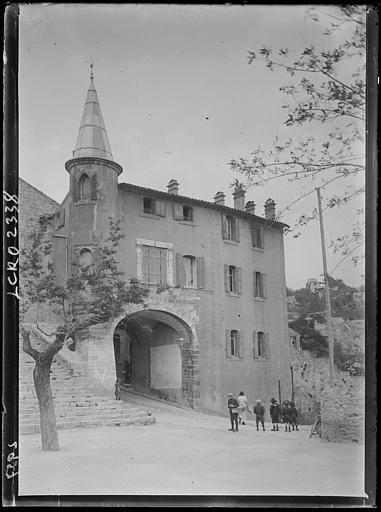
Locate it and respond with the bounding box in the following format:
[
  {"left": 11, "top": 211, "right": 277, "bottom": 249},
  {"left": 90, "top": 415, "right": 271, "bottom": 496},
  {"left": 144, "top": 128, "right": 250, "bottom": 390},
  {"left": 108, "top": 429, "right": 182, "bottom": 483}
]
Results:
[{"left": 19, "top": 329, "right": 155, "bottom": 435}]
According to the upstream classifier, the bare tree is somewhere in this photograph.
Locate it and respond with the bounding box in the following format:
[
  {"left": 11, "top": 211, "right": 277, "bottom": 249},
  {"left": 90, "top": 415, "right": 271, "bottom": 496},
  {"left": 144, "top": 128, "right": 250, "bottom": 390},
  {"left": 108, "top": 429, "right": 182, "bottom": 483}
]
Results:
[{"left": 229, "top": 5, "right": 366, "bottom": 268}]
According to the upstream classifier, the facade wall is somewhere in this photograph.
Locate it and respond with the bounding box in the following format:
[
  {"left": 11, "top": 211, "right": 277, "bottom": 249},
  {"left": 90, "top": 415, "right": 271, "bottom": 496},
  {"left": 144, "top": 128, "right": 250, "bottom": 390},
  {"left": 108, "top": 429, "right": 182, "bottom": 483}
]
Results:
[{"left": 113, "top": 188, "right": 291, "bottom": 414}]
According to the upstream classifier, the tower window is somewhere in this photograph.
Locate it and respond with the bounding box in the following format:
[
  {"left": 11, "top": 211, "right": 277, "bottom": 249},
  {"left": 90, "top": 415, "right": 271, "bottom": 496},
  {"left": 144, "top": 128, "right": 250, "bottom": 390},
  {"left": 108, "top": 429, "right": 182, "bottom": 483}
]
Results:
[
  {"left": 79, "top": 248, "right": 93, "bottom": 269},
  {"left": 79, "top": 174, "right": 91, "bottom": 200}
]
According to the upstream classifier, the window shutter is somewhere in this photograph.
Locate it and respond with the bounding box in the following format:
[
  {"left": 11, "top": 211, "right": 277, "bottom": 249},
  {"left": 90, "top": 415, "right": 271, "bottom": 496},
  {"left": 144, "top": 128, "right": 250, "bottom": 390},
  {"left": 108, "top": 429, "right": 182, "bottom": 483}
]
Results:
[
  {"left": 265, "top": 333, "right": 270, "bottom": 359},
  {"left": 263, "top": 273, "right": 268, "bottom": 299},
  {"left": 238, "top": 331, "right": 244, "bottom": 359},
  {"left": 224, "top": 265, "right": 230, "bottom": 293},
  {"left": 196, "top": 257, "right": 205, "bottom": 289},
  {"left": 72, "top": 176, "right": 79, "bottom": 202},
  {"left": 221, "top": 215, "right": 228, "bottom": 240},
  {"left": 173, "top": 204, "right": 183, "bottom": 220},
  {"left": 159, "top": 248, "right": 168, "bottom": 285},
  {"left": 253, "top": 331, "right": 258, "bottom": 358},
  {"left": 226, "top": 330, "right": 231, "bottom": 359},
  {"left": 260, "top": 226, "right": 265, "bottom": 249},
  {"left": 251, "top": 223, "right": 256, "bottom": 247},
  {"left": 236, "top": 267, "right": 242, "bottom": 295},
  {"left": 90, "top": 174, "right": 97, "bottom": 200},
  {"left": 235, "top": 218, "right": 240, "bottom": 243},
  {"left": 175, "top": 253, "right": 185, "bottom": 286},
  {"left": 142, "top": 245, "right": 149, "bottom": 283},
  {"left": 254, "top": 271, "right": 258, "bottom": 297},
  {"left": 155, "top": 200, "right": 166, "bottom": 217}
]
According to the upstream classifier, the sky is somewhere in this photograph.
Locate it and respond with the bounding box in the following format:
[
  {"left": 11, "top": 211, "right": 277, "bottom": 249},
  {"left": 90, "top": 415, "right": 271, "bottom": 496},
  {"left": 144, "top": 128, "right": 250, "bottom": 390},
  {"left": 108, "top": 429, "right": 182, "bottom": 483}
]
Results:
[{"left": 18, "top": 4, "right": 365, "bottom": 290}]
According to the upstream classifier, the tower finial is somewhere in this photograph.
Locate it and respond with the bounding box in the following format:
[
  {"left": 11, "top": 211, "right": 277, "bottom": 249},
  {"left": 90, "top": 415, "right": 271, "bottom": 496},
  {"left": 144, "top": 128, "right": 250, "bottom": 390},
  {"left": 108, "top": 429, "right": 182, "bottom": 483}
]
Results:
[{"left": 90, "top": 62, "right": 94, "bottom": 80}]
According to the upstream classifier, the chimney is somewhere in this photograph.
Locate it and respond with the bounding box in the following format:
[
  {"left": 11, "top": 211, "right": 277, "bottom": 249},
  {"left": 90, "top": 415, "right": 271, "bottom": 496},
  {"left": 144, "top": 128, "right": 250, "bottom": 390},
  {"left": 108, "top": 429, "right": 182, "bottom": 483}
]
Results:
[
  {"left": 245, "top": 201, "right": 256, "bottom": 215},
  {"left": 214, "top": 191, "right": 225, "bottom": 206},
  {"left": 167, "top": 179, "right": 179, "bottom": 195},
  {"left": 264, "top": 198, "right": 276, "bottom": 221},
  {"left": 233, "top": 189, "right": 245, "bottom": 211}
]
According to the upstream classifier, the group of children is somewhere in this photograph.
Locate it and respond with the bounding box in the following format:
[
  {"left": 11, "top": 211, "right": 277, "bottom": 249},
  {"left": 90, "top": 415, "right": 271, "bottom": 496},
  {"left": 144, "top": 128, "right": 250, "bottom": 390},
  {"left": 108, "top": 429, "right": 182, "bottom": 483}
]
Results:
[{"left": 227, "top": 392, "right": 299, "bottom": 432}]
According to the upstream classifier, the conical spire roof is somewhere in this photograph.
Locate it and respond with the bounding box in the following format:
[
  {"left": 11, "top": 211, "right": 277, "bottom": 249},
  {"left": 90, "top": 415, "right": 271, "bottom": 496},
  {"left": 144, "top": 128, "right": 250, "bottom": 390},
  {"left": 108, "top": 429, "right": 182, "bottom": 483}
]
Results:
[{"left": 73, "top": 70, "right": 114, "bottom": 161}]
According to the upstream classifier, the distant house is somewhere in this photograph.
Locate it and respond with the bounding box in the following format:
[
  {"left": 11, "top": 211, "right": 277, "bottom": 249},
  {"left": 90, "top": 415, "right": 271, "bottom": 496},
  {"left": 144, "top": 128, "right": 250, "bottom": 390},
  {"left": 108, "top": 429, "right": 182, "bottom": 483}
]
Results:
[
  {"left": 305, "top": 278, "right": 324, "bottom": 299},
  {"left": 289, "top": 327, "right": 301, "bottom": 350}
]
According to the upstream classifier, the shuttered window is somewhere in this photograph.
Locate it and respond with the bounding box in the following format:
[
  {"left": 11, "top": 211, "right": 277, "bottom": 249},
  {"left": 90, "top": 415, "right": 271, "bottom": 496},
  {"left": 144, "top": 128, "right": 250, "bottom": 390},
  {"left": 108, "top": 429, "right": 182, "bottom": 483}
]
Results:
[
  {"left": 175, "top": 254, "right": 205, "bottom": 289},
  {"left": 142, "top": 245, "right": 168, "bottom": 285},
  {"left": 222, "top": 214, "right": 239, "bottom": 242},
  {"left": 253, "top": 331, "right": 270, "bottom": 360},
  {"left": 173, "top": 204, "right": 194, "bottom": 221},
  {"left": 143, "top": 197, "right": 166, "bottom": 217},
  {"left": 254, "top": 271, "right": 267, "bottom": 299},
  {"left": 252, "top": 223, "right": 264, "bottom": 249},
  {"left": 225, "top": 265, "right": 242, "bottom": 295},
  {"left": 226, "top": 330, "right": 244, "bottom": 359}
]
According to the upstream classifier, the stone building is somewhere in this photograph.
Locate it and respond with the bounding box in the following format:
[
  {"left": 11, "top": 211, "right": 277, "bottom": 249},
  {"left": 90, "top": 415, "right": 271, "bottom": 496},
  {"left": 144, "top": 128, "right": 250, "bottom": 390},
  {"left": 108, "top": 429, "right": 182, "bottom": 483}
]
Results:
[{"left": 24, "top": 71, "right": 292, "bottom": 415}]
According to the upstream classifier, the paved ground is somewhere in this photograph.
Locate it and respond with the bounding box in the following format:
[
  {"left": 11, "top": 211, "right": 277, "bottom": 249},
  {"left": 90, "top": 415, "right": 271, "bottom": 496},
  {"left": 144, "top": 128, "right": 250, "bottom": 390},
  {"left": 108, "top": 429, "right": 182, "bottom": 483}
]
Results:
[{"left": 19, "top": 392, "right": 365, "bottom": 497}]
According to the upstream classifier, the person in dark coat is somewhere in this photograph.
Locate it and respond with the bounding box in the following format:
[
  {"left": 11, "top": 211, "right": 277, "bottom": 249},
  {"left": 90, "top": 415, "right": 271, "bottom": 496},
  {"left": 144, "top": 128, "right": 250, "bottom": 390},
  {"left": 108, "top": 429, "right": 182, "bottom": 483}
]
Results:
[
  {"left": 289, "top": 401, "right": 299, "bottom": 431},
  {"left": 282, "top": 400, "right": 292, "bottom": 431},
  {"left": 253, "top": 399, "right": 266, "bottom": 431},
  {"left": 227, "top": 393, "right": 239, "bottom": 432},
  {"left": 269, "top": 397, "right": 280, "bottom": 431}
]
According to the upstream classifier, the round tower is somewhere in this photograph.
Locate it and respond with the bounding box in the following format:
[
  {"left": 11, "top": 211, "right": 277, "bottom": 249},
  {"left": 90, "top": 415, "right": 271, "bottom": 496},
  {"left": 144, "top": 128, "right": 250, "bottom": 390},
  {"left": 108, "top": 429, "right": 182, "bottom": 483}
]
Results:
[{"left": 65, "top": 66, "right": 123, "bottom": 272}]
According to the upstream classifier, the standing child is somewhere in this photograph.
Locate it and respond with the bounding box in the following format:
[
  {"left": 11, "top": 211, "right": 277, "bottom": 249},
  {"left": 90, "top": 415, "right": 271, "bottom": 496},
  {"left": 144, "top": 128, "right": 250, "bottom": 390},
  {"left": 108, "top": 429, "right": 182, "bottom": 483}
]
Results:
[
  {"left": 269, "top": 397, "right": 280, "bottom": 431},
  {"left": 282, "top": 400, "right": 292, "bottom": 431},
  {"left": 227, "top": 393, "right": 240, "bottom": 432},
  {"left": 253, "top": 399, "right": 266, "bottom": 431},
  {"left": 115, "top": 378, "right": 121, "bottom": 400},
  {"left": 289, "top": 401, "right": 299, "bottom": 431}
]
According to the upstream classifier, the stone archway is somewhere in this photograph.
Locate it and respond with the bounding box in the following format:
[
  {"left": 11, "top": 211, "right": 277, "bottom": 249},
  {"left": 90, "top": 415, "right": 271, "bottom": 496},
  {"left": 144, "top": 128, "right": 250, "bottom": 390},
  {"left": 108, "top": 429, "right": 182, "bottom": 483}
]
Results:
[{"left": 113, "top": 309, "right": 200, "bottom": 408}]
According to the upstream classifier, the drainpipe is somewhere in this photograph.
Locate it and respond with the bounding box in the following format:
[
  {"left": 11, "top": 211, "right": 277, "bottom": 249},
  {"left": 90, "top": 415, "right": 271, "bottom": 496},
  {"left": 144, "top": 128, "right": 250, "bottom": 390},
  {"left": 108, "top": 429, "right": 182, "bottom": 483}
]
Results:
[{"left": 290, "top": 366, "right": 295, "bottom": 402}]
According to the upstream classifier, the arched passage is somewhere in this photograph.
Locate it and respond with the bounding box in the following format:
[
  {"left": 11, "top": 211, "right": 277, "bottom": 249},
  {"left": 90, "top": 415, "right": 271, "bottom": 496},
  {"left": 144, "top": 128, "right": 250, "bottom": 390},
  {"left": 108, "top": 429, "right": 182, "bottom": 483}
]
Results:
[{"left": 113, "top": 309, "right": 199, "bottom": 408}]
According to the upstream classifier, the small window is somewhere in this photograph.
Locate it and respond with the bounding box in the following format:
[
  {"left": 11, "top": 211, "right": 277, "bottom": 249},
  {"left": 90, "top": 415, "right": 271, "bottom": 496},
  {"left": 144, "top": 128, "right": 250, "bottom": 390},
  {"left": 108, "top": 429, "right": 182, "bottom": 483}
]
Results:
[
  {"left": 230, "top": 330, "right": 239, "bottom": 357},
  {"left": 290, "top": 335, "right": 297, "bottom": 348},
  {"left": 222, "top": 214, "right": 239, "bottom": 242},
  {"left": 252, "top": 224, "right": 264, "bottom": 249},
  {"left": 143, "top": 197, "right": 154, "bottom": 214},
  {"left": 257, "top": 331, "right": 265, "bottom": 357},
  {"left": 143, "top": 197, "right": 166, "bottom": 217},
  {"left": 79, "top": 248, "right": 93, "bottom": 269},
  {"left": 253, "top": 331, "right": 270, "bottom": 359},
  {"left": 183, "top": 205, "right": 193, "bottom": 222},
  {"left": 228, "top": 266, "right": 236, "bottom": 293},
  {"left": 254, "top": 271, "right": 267, "bottom": 299},
  {"left": 79, "top": 174, "right": 91, "bottom": 200}
]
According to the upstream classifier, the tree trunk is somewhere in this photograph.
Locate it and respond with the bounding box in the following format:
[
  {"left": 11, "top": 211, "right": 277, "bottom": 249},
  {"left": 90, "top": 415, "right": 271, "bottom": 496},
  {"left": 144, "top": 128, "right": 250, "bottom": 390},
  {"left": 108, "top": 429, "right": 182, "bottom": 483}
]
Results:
[
  {"left": 21, "top": 327, "right": 65, "bottom": 451},
  {"left": 33, "top": 358, "right": 59, "bottom": 451}
]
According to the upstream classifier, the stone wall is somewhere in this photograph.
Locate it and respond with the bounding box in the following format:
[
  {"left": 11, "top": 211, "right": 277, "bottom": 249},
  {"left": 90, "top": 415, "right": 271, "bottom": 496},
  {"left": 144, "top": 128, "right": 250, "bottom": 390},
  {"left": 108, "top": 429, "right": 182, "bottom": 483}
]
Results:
[
  {"left": 320, "top": 375, "right": 365, "bottom": 443},
  {"left": 290, "top": 347, "right": 365, "bottom": 443},
  {"left": 19, "top": 178, "right": 59, "bottom": 251}
]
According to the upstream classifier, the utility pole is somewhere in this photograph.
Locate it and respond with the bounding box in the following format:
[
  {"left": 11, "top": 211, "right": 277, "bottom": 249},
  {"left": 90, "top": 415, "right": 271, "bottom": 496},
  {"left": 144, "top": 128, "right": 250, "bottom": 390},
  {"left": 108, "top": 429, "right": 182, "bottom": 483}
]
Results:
[{"left": 316, "top": 187, "right": 335, "bottom": 383}]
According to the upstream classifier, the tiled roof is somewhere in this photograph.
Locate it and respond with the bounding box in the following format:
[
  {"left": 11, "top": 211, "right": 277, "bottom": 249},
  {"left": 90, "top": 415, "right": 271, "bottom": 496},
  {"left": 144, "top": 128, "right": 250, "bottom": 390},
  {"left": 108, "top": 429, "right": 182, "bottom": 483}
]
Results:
[{"left": 118, "top": 182, "right": 288, "bottom": 229}]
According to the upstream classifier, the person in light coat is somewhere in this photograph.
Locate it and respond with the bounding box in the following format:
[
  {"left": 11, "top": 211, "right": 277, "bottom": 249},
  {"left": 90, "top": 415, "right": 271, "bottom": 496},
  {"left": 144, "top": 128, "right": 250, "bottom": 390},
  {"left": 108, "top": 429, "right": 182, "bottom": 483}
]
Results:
[{"left": 237, "top": 391, "right": 251, "bottom": 425}]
